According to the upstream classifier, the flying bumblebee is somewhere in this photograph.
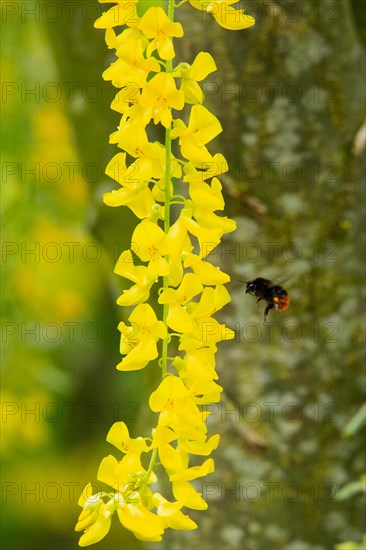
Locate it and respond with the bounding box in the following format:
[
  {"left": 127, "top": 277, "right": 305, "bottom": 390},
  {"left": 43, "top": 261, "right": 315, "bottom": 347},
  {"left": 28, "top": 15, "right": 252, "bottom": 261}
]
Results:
[{"left": 240, "top": 277, "right": 290, "bottom": 321}]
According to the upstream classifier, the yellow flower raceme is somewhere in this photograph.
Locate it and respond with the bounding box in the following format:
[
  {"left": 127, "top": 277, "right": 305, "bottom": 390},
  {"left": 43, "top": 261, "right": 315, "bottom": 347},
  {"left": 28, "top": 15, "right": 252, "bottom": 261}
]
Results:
[
  {"left": 189, "top": 0, "right": 255, "bottom": 30},
  {"left": 78, "top": 0, "right": 255, "bottom": 544}
]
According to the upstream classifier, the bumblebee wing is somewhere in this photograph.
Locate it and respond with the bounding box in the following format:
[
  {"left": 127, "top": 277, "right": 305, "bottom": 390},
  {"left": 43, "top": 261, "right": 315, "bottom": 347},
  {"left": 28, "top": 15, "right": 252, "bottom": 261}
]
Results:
[{"left": 271, "top": 272, "right": 296, "bottom": 285}]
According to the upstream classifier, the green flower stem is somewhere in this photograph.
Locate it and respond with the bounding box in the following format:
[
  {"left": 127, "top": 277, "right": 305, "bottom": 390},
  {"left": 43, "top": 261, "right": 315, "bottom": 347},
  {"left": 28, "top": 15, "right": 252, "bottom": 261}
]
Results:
[
  {"left": 140, "top": 447, "right": 158, "bottom": 494},
  {"left": 161, "top": 0, "right": 175, "bottom": 379},
  {"left": 146, "top": 0, "right": 176, "bottom": 490}
]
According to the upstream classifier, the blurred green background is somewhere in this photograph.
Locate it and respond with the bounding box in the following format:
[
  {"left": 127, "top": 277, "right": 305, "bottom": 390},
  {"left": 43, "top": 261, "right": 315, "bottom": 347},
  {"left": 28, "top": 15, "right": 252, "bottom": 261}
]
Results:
[{"left": 1, "top": 1, "right": 365, "bottom": 549}]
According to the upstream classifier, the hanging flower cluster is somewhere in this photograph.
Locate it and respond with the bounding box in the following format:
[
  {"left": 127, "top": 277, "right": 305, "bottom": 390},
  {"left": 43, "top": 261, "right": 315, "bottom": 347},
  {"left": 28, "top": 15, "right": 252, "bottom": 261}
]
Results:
[{"left": 75, "top": 0, "right": 254, "bottom": 545}]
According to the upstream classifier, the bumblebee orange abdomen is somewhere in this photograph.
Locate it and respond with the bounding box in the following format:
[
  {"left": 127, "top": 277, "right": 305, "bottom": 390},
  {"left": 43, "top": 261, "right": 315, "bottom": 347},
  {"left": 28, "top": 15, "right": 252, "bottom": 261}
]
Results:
[{"left": 277, "top": 295, "right": 290, "bottom": 311}]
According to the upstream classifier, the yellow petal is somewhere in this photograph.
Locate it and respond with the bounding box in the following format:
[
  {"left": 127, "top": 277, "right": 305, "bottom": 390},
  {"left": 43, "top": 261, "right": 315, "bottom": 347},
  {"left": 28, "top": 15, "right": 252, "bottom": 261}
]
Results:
[
  {"left": 78, "top": 505, "right": 111, "bottom": 547},
  {"left": 117, "top": 337, "right": 158, "bottom": 371},
  {"left": 95, "top": 2, "right": 139, "bottom": 29},
  {"left": 172, "top": 481, "right": 208, "bottom": 510},
  {"left": 167, "top": 303, "right": 194, "bottom": 333},
  {"left": 117, "top": 502, "right": 165, "bottom": 540},
  {"left": 190, "top": 51, "right": 217, "bottom": 81},
  {"left": 213, "top": 6, "right": 255, "bottom": 30},
  {"left": 170, "top": 458, "right": 215, "bottom": 481}
]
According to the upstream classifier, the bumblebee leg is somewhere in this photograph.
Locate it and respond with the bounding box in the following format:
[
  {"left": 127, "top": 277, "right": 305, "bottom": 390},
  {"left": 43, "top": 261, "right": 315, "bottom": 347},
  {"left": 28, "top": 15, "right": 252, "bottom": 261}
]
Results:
[
  {"left": 264, "top": 303, "right": 274, "bottom": 321},
  {"left": 256, "top": 297, "right": 262, "bottom": 308}
]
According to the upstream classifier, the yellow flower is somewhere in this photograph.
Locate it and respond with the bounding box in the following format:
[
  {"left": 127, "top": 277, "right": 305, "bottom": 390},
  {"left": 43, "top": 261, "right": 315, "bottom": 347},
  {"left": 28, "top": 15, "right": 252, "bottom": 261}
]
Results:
[
  {"left": 178, "top": 434, "right": 220, "bottom": 456},
  {"left": 149, "top": 376, "right": 206, "bottom": 438},
  {"left": 180, "top": 214, "right": 222, "bottom": 259},
  {"left": 132, "top": 219, "right": 169, "bottom": 277},
  {"left": 158, "top": 273, "right": 203, "bottom": 333},
  {"left": 158, "top": 441, "right": 187, "bottom": 472},
  {"left": 111, "top": 125, "right": 165, "bottom": 180},
  {"left": 117, "top": 501, "right": 165, "bottom": 541},
  {"left": 189, "top": 377, "right": 223, "bottom": 404},
  {"left": 113, "top": 250, "right": 156, "bottom": 306},
  {"left": 176, "top": 285, "right": 234, "bottom": 350},
  {"left": 152, "top": 157, "right": 182, "bottom": 202},
  {"left": 95, "top": 0, "right": 139, "bottom": 29},
  {"left": 104, "top": 26, "right": 146, "bottom": 52},
  {"left": 98, "top": 454, "right": 144, "bottom": 490},
  {"left": 189, "top": 0, "right": 255, "bottom": 30},
  {"left": 172, "top": 52, "right": 217, "bottom": 104},
  {"left": 183, "top": 154, "right": 228, "bottom": 181},
  {"left": 103, "top": 153, "right": 155, "bottom": 219},
  {"left": 189, "top": 176, "right": 225, "bottom": 212},
  {"left": 140, "top": 73, "right": 185, "bottom": 128},
  {"left": 117, "top": 303, "right": 167, "bottom": 371},
  {"left": 139, "top": 7, "right": 183, "bottom": 60},
  {"left": 153, "top": 493, "right": 198, "bottom": 530},
  {"left": 184, "top": 253, "right": 230, "bottom": 285},
  {"left": 172, "top": 480, "right": 208, "bottom": 510},
  {"left": 106, "top": 421, "right": 149, "bottom": 454},
  {"left": 151, "top": 425, "right": 177, "bottom": 448},
  {"left": 173, "top": 347, "right": 218, "bottom": 385},
  {"left": 103, "top": 39, "right": 160, "bottom": 89},
  {"left": 171, "top": 104, "right": 222, "bottom": 164},
  {"left": 166, "top": 218, "right": 193, "bottom": 286},
  {"left": 190, "top": 285, "right": 230, "bottom": 317},
  {"left": 75, "top": 485, "right": 113, "bottom": 547},
  {"left": 170, "top": 457, "right": 215, "bottom": 482}
]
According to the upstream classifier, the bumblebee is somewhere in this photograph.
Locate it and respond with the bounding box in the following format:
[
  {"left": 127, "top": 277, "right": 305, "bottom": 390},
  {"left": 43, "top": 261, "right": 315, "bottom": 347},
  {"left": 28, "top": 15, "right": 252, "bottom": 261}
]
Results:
[{"left": 241, "top": 277, "right": 290, "bottom": 321}]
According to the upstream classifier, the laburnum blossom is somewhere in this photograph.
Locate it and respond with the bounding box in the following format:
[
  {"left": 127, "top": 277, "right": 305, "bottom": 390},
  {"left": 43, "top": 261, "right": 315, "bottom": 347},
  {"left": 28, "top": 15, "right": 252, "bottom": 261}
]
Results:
[
  {"left": 117, "top": 303, "right": 166, "bottom": 370},
  {"left": 77, "top": 0, "right": 255, "bottom": 545},
  {"left": 103, "top": 152, "right": 155, "bottom": 218},
  {"left": 172, "top": 52, "right": 217, "bottom": 104},
  {"left": 189, "top": 0, "right": 255, "bottom": 30},
  {"left": 139, "top": 6, "right": 184, "bottom": 60},
  {"left": 171, "top": 104, "right": 223, "bottom": 164},
  {"left": 112, "top": 126, "right": 167, "bottom": 181},
  {"left": 113, "top": 250, "right": 156, "bottom": 306},
  {"left": 76, "top": 422, "right": 202, "bottom": 544},
  {"left": 94, "top": 0, "right": 139, "bottom": 29},
  {"left": 102, "top": 36, "right": 160, "bottom": 89},
  {"left": 140, "top": 72, "right": 185, "bottom": 128},
  {"left": 149, "top": 375, "right": 207, "bottom": 437},
  {"left": 131, "top": 219, "right": 170, "bottom": 277},
  {"left": 75, "top": 487, "right": 113, "bottom": 547},
  {"left": 158, "top": 273, "right": 203, "bottom": 333}
]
